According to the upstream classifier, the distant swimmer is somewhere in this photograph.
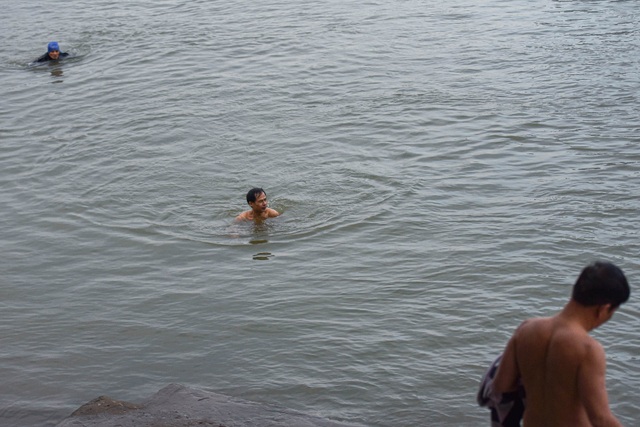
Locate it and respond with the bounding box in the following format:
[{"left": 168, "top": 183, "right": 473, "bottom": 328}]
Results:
[
  {"left": 236, "top": 188, "right": 280, "bottom": 222},
  {"left": 35, "top": 41, "right": 69, "bottom": 63},
  {"left": 487, "top": 261, "right": 630, "bottom": 427}
]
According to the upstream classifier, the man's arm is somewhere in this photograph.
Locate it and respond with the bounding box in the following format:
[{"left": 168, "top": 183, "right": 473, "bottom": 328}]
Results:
[
  {"left": 491, "top": 328, "right": 521, "bottom": 395},
  {"left": 578, "top": 341, "right": 624, "bottom": 427}
]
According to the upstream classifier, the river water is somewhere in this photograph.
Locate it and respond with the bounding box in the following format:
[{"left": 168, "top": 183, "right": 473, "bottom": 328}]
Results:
[{"left": 1, "top": 0, "right": 639, "bottom": 426}]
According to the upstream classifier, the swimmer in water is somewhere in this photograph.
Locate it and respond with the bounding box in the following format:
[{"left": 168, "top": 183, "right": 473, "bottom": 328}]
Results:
[
  {"left": 236, "top": 188, "right": 280, "bottom": 222},
  {"left": 35, "top": 41, "right": 69, "bottom": 63}
]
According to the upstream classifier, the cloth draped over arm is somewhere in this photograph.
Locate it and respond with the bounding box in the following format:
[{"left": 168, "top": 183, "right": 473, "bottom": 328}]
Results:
[{"left": 477, "top": 355, "right": 525, "bottom": 427}]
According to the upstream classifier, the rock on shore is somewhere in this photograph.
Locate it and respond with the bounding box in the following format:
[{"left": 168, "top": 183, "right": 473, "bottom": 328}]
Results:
[{"left": 56, "top": 383, "right": 362, "bottom": 427}]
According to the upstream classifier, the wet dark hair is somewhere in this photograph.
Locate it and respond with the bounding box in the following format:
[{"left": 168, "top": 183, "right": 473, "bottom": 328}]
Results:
[
  {"left": 572, "top": 261, "right": 630, "bottom": 308},
  {"left": 246, "top": 187, "right": 266, "bottom": 204}
]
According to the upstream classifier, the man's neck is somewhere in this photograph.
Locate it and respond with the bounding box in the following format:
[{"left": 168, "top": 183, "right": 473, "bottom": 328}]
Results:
[{"left": 558, "top": 300, "right": 600, "bottom": 332}]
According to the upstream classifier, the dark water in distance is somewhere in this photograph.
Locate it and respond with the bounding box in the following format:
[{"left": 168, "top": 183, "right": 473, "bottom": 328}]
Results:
[{"left": 1, "top": 0, "right": 639, "bottom": 425}]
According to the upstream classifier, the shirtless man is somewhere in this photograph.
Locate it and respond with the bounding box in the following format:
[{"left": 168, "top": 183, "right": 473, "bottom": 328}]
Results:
[
  {"left": 492, "top": 261, "right": 630, "bottom": 426},
  {"left": 235, "top": 188, "right": 280, "bottom": 222}
]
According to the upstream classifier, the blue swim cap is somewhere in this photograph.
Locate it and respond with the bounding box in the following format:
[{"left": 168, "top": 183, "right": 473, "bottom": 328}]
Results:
[{"left": 48, "top": 41, "right": 60, "bottom": 52}]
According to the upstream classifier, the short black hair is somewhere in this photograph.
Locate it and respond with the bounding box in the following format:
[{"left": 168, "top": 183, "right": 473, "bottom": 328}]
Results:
[
  {"left": 246, "top": 188, "right": 265, "bottom": 204},
  {"left": 572, "top": 261, "right": 630, "bottom": 308}
]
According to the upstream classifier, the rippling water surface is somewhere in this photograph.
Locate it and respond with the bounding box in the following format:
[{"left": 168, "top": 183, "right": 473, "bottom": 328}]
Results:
[{"left": 1, "top": 0, "right": 639, "bottom": 425}]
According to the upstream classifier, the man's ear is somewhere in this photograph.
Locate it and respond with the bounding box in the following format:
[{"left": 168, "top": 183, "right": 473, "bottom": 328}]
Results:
[{"left": 596, "top": 303, "right": 615, "bottom": 321}]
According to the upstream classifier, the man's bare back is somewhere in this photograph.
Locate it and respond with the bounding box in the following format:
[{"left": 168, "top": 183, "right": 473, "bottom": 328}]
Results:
[
  {"left": 505, "top": 316, "right": 617, "bottom": 426},
  {"left": 491, "top": 262, "right": 629, "bottom": 427}
]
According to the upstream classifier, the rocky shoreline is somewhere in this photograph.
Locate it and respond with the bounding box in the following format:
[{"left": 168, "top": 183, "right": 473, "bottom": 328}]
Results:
[{"left": 56, "top": 383, "right": 363, "bottom": 427}]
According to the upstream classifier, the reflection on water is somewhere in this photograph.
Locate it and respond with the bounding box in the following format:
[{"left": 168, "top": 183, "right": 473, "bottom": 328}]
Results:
[
  {"left": 226, "top": 218, "right": 278, "bottom": 245},
  {"left": 50, "top": 68, "right": 64, "bottom": 82},
  {"left": 253, "top": 252, "right": 274, "bottom": 260}
]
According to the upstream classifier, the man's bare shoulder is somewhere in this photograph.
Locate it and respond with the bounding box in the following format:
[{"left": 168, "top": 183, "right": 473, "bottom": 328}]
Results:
[
  {"left": 513, "top": 317, "right": 559, "bottom": 359},
  {"left": 514, "top": 317, "right": 551, "bottom": 337},
  {"left": 266, "top": 208, "right": 280, "bottom": 218},
  {"left": 235, "top": 211, "right": 253, "bottom": 221},
  {"left": 574, "top": 332, "right": 604, "bottom": 360}
]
